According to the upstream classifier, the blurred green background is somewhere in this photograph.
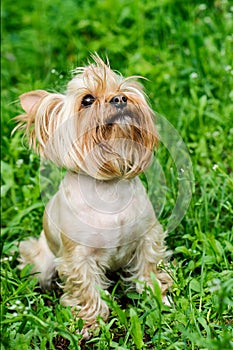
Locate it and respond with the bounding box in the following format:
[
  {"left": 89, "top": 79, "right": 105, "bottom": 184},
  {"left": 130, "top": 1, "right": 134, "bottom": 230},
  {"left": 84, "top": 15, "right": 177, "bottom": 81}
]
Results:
[{"left": 2, "top": 0, "right": 232, "bottom": 126}]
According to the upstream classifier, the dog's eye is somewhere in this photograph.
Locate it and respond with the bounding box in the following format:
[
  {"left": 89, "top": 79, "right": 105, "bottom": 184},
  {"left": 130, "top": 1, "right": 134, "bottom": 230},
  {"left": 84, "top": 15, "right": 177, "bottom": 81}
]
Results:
[{"left": 81, "top": 94, "right": 95, "bottom": 107}]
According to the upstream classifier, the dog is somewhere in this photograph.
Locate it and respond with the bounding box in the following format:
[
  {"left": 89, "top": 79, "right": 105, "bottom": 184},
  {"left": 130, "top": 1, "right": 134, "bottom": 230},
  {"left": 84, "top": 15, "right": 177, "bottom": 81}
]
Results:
[{"left": 15, "top": 54, "right": 172, "bottom": 330}]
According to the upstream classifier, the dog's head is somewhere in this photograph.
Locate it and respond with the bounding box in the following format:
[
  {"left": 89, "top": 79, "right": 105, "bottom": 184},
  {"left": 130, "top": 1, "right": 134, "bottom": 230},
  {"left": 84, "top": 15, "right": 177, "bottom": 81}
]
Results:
[{"left": 16, "top": 54, "right": 158, "bottom": 180}]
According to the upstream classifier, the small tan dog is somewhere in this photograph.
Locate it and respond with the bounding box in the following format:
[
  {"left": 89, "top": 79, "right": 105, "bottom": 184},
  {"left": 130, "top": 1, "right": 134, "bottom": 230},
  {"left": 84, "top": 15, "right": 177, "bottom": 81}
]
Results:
[{"left": 16, "top": 55, "right": 172, "bottom": 329}]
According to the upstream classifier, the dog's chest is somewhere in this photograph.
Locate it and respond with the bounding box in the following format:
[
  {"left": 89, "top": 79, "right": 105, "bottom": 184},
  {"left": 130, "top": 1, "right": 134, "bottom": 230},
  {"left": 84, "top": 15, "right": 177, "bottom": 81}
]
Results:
[{"left": 46, "top": 172, "right": 155, "bottom": 250}]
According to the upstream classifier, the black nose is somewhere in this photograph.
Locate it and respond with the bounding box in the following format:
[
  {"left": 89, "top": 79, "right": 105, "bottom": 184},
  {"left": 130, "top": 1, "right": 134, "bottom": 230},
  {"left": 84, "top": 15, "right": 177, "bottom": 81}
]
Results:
[{"left": 110, "top": 95, "right": 127, "bottom": 109}]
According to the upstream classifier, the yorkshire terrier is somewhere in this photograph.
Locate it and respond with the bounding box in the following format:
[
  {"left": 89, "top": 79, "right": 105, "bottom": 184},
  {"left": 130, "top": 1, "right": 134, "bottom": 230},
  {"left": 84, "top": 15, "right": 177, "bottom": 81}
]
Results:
[{"left": 15, "top": 54, "right": 172, "bottom": 330}]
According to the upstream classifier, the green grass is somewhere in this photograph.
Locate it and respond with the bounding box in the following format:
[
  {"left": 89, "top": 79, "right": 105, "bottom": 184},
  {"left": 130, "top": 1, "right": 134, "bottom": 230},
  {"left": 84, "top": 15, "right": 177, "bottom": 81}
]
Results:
[{"left": 1, "top": 0, "right": 233, "bottom": 349}]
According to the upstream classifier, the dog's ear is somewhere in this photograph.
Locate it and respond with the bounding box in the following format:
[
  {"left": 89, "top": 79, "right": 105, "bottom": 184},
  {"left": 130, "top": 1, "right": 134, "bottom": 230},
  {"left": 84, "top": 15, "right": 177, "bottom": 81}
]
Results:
[
  {"left": 20, "top": 90, "right": 49, "bottom": 114},
  {"left": 15, "top": 90, "right": 64, "bottom": 156}
]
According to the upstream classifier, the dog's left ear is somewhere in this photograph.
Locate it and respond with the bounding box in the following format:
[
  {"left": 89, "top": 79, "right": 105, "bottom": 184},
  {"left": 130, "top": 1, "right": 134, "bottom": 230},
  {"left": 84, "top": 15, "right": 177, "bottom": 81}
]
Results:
[
  {"left": 15, "top": 90, "right": 64, "bottom": 155},
  {"left": 20, "top": 90, "right": 49, "bottom": 114}
]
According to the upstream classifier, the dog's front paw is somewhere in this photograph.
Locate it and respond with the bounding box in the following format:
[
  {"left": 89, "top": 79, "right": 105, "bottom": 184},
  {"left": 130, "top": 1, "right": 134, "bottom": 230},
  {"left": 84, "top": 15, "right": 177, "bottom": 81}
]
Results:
[
  {"left": 135, "top": 270, "right": 173, "bottom": 307},
  {"left": 73, "top": 302, "right": 109, "bottom": 340},
  {"left": 73, "top": 300, "right": 109, "bottom": 326}
]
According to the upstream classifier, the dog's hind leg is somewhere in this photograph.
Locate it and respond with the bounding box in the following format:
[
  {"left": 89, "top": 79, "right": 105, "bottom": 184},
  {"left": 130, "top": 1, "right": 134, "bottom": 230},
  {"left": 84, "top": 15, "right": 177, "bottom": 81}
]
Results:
[{"left": 18, "top": 230, "right": 56, "bottom": 289}]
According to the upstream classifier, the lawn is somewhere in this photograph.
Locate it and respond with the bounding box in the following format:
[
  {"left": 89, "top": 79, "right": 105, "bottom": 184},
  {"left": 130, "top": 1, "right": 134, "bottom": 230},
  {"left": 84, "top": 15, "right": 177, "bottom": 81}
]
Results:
[{"left": 1, "top": 0, "right": 233, "bottom": 349}]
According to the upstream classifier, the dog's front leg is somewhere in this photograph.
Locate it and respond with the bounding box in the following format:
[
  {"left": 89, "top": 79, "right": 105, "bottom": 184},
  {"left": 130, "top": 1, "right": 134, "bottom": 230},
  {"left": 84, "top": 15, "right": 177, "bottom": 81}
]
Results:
[
  {"left": 57, "top": 236, "right": 110, "bottom": 327},
  {"left": 126, "top": 221, "right": 172, "bottom": 303}
]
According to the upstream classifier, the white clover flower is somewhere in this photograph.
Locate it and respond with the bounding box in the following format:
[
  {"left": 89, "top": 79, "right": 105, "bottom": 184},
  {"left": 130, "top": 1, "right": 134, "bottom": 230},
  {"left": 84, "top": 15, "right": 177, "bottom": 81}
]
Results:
[
  {"left": 208, "top": 278, "right": 221, "bottom": 292},
  {"left": 198, "top": 4, "right": 207, "bottom": 11},
  {"left": 16, "top": 159, "right": 24, "bottom": 167},
  {"left": 9, "top": 304, "right": 17, "bottom": 310},
  {"left": 213, "top": 131, "right": 220, "bottom": 137},
  {"left": 212, "top": 164, "right": 218, "bottom": 171},
  {"left": 224, "top": 65, "right": 232, "bottom": 71},
  {"left": 190, "top": 72, "right": 198, "bottom": 79}
]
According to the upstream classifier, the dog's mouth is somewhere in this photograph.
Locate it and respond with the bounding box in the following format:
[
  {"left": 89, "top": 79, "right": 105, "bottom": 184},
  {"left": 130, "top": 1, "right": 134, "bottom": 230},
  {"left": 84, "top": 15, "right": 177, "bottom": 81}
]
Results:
[{"left": 107, "top": 110, "right": 139, "bottom": 126}]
